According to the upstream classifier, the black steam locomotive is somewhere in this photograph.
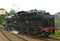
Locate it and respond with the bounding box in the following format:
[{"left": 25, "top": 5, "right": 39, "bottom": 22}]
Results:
[{"left": 3, "top": 9, "right": 56, "bottom": 37}]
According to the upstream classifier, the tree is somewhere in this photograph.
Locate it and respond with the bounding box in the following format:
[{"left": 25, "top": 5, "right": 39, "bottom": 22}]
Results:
[
  {"left": 0, "top": 9, "right": 16, "bottom": 24},
  {"left": 0, "top": 15, "right": 5, "bottom": 24},
  {"left": 9, "top": 9, "right": 15, "bottom": 15}
]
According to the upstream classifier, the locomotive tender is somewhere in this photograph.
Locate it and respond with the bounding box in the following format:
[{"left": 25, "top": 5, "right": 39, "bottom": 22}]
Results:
[{"left": 3, "top": 9, "right": 56, "bottom": 37}]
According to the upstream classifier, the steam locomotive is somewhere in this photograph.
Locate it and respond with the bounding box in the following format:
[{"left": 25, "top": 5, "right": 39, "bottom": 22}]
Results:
[{"left": 3, "top": 9, "right": 56, "bottom": 37}]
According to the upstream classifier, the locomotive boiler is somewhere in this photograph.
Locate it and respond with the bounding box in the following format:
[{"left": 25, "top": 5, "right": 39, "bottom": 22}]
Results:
[{"left": 3, "top": 9, "right": 56, "bottom": 37}]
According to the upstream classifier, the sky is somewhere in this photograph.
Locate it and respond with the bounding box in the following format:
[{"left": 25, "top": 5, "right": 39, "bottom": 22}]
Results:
[{"left": 0, "top": 0, "right": 60, "bottom": 15}]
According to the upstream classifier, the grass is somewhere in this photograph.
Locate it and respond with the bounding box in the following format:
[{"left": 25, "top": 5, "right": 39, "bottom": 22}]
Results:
[
  {"left": 50, "top": 30, "right": 60, "bottom": 37},
  {"left": 52, "top": 18, "right": 60, "bottom": 37}
]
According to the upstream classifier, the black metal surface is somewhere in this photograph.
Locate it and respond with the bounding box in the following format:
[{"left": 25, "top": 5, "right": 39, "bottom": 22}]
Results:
[{"left": 3, "top": 9, "right": 55, "bottom": 37}]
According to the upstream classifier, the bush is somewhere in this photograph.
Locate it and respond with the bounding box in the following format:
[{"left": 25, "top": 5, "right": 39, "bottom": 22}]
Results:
[
  {"left": 0, "top": 9, "right": 15, "bottom": 24},
  {"left": 0, "top": 15, "right": 5, "bottom": 24},
  {"left": 50, "top": 30, "right": 60, "bottom": 37}
]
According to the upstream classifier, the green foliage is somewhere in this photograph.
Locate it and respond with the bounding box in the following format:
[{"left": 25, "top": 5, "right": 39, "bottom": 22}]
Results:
[
  {"left": 5, "top": 9, "right": 15, "bottom": 16},
  {"left": 0, "top": 15, "right": 5, "bottom": 24},
  {"left": 8, "top": 9, "right": 15, "bottom": 15},
  {"left": 50, "top": 30, "right": 60, "bottom": 37},
  {"left": 54, "top": 30, "right": 60, "bottom": 36},
  {"left": 55, "top": 18, "right": 60, "bottom": 28},
  {"left": 0, "top": 9, "right": 16, "bottom": 24},
  {"left": 50, "top": 18, "right": 60, "bottom": 37},
  {"left": 5, "top": 11, "right": 9, "bottom": 16}
]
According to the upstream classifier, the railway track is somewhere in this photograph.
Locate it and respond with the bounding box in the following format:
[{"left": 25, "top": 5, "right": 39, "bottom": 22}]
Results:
[
  {"left": 39, "top": 37, "right": 60, "bottom": 41},
  {"left": 0, "top": 28, "right": 11, "bottom": 41},
  {"left": 0, "top": 27, "right": 28, "bottom": 41},
  {"left": 0, "top": 27, "right": 50, "bottom": 41},
  {"left": 46, "top": 37, "right": 60, "bottom": 41},
  {"left": 0, "top": 26, "right": 60, "bottom": 41},
  {"left": 16, "top": 33, "right": 60, "bottom": 41}
]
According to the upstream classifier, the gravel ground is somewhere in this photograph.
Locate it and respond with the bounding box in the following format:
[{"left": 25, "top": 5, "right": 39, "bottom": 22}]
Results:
[
  {"left": 17, "top": 34, "right": 60, "bottom": 41},
  {"left": 0, "top": 28, "right": 27, "bottom": 41},
  {"left": 0, "top": 30, "right": 9, "bottom": 41}
]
